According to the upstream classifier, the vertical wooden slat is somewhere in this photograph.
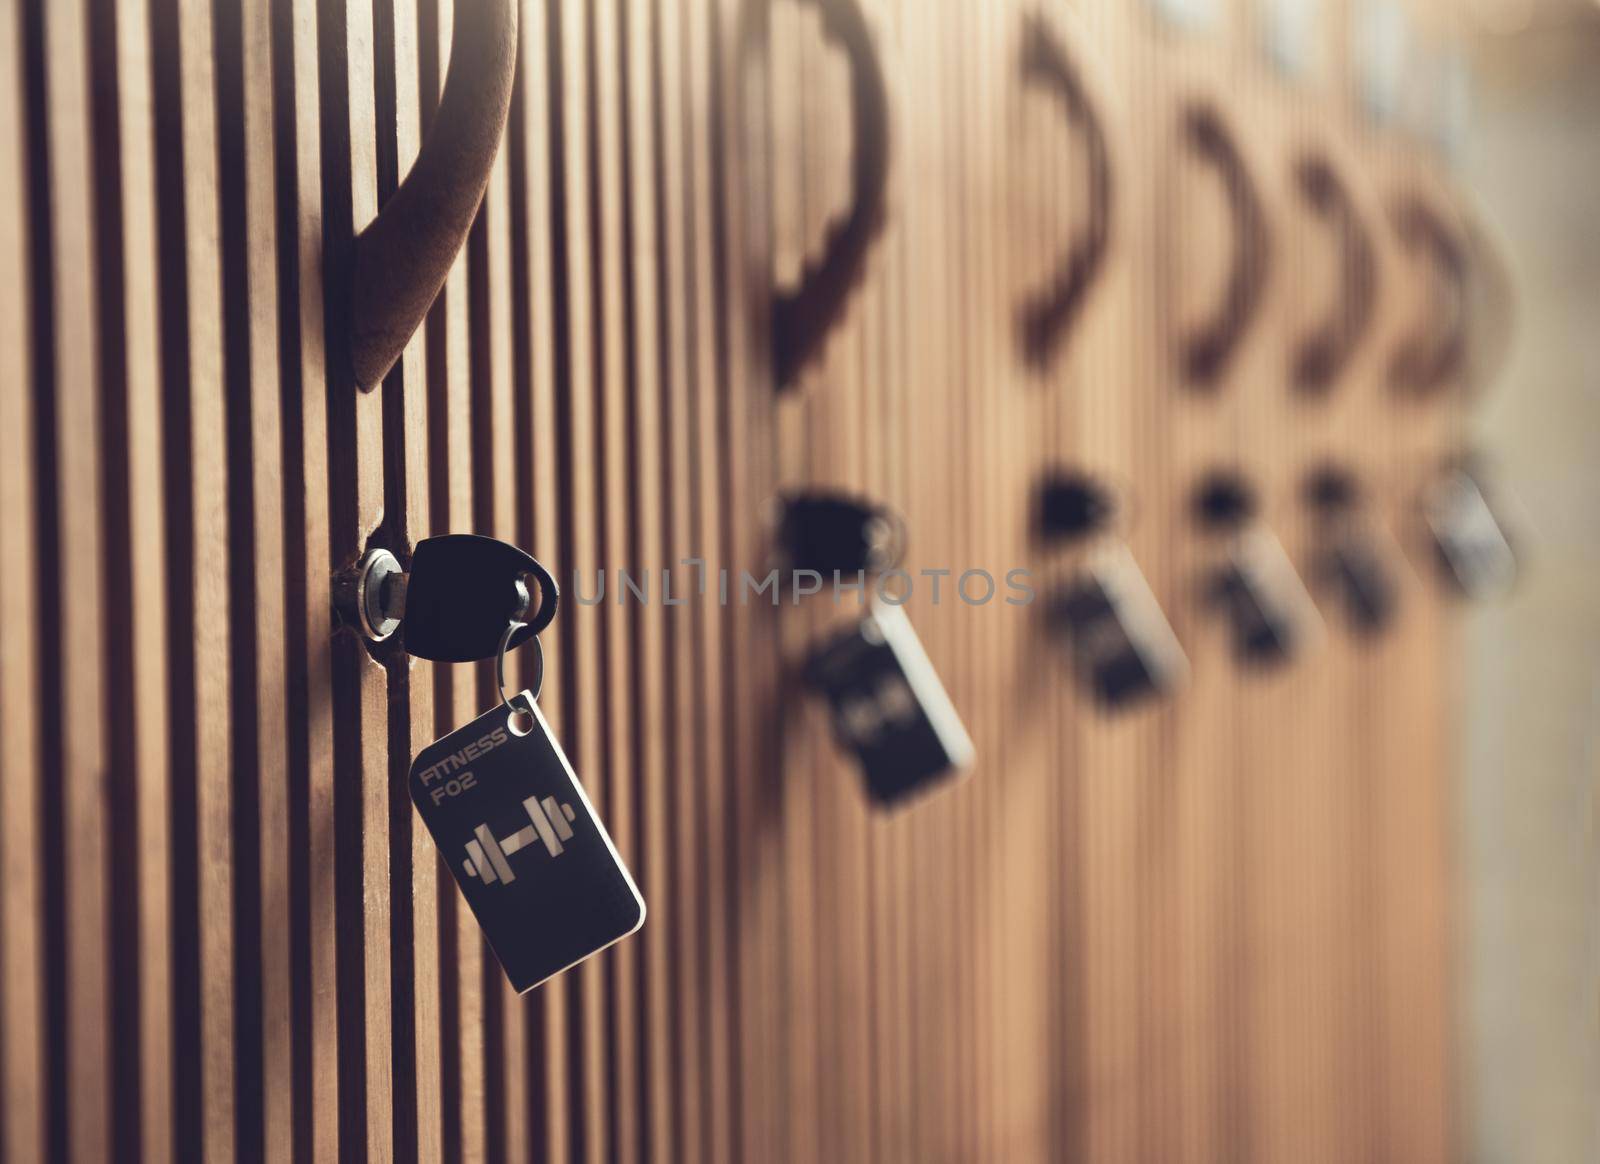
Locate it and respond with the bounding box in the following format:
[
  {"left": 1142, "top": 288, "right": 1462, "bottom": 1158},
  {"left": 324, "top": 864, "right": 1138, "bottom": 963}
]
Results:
[
  {"left": 797, "top": 7, "right": 841, "bottom": 1150},
  {"left": 87, "top": 0, "right": 148, "bottom": 1157},
  {"left": 236, "top": 0, "right": 292, "bottom": 1153},
  {"left": 353, "top": 0, "right": 398, "bottom": 1144},
  {"left": 273, "top": 0, "right": 339, "bottom": 1157},
  {"left": 105, "top": 34, "right": 155, "bottom": 1157},
  {"left": 315, "top": 0, "right": 392, "bottom": 1157},
  {"left": 683, "top": 3, "right": 737, "bottom": 1157},
  {"left": 904, "top": 3, "right": 973, "bottom": 1158},
  {"left": 957, "top": 4, "right": 992, "bottom": 1152},
  {"left": 29, "top": 0, "right": 115, "bottom": 1156},
  {"left": 656, "top": 1, "right": 709, "bottom": 1158},
  {"left": 870, "top": 3, "right": 908, "bottom": 1156},
  {"left": 402, "top": 489, "right": 445, "bottom": 1164},
  {"left": 468, "top": 59, "right": 526, "bottom": 1163},
  {"left": 414, "top": 2, "right": 488, "bottom": 1160},
  {"left": 553, "top": 1, "right": 610, "bottom": 1158},
  {"left": 946, "top": 6, "right": 973, "bottom": 1153},
  {"left": 150, "top": 0, "right": 230, "bottom": 1154},
  {"left": 805, "top": 8, "right": 837, "bottom": 1149},
  {"left": 0, "top": 1, "right": 44, "bottom": 1158},
  {"left": 1316, "top": 27, "right": 1378, "bottom": 1155},
  {"left": 713, "top": 0, "right": 786, "bottom": 1151},
  {"left": 388, "top": 0, "right": 445, "bottom": 1153},
  {"left": 1230, "top": 11, "right": 1320, "bottom": 1157},
  {"left": 438, "top": 207, "right": 486, "bottom": 1164},
  {"left": 83, "top": 0, "right": 176, "bottom": 1153},
  {"left": 368, "top": 0, "right": 443, "bottom": 1158},
  {"left": 621, "top": 0, "right": 676, "bottom": 1157},
  {"left": 512, "top": 0, "right": 571, "bottom": 1154},
  {"left": 770, "top": 0, "right": 817, "bottom": 1156},
  {"left": 843, "top": 0, "right": 879, "bottom": 1152},
  {"left": 216, "top": 0, "right": 262, "bottom": 1150},
  {"left": 158, "top": 0, "right": 237, "bottom": 1155},
  {"left": 589, "top": 3, "right": 642, "bottom": 1159}
]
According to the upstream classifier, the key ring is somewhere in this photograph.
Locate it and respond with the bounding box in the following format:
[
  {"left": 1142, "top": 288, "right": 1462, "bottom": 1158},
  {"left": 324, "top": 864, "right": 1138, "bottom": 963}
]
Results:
[{"left": 496, "top": 577, "right": 544, "bottom": 734}]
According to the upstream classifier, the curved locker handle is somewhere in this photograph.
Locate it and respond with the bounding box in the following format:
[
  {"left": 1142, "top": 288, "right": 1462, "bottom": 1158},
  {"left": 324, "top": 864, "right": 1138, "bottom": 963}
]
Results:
[
  {"left": 1388, "top": 194, "right": 1469, "bottom": 395},
  {"left": 1292, "top": 153, "right": 1377, "bottom": 393},
  {"left": 1180, "top": 102, "right": 1272, "bottom": 386},
  {"left": 772, "top": 0, "right": 891, "bottom": 389},
  {"left": 349, "top": 0, "right": 519, "bottom": 392},
  {"left": 1018, "top": 13, "right": 1115, "bottom": 369}
]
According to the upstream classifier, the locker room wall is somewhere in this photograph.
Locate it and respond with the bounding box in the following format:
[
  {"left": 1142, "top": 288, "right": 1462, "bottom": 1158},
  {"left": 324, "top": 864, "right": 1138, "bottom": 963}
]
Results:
[{"left": 0, "top": 0, "right": 1472, "bottom": 1160}]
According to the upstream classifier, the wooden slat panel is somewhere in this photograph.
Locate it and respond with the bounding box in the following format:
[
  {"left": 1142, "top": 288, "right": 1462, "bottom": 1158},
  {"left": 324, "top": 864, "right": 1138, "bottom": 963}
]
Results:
[{"left": 0, "top": 0, "right": 1474, "bottom": 1158}]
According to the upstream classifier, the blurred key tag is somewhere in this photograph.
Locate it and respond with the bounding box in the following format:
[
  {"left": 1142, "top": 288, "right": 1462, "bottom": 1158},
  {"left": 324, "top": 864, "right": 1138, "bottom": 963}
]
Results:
[
  {"left": 805, "top": 602, "right": 974, "bottom": 807},
  {"left": 1304, "top": 469, "right": 1399, "bottom": 636},
  {"left": 410, "top": 693, "right": 645, "bottom": 993},
  {"left": 1424, "top": 466, "right": 1518, "bottom": 600},
  {"left": 1211, "top": 528, "right": 1324, "bottom": 668},
  {"left": 1321, "top": 534, "right": 1398, "bottom": 635},
  {"left": 1053, "top": 543, "right": 1189, "bottom": 711}
]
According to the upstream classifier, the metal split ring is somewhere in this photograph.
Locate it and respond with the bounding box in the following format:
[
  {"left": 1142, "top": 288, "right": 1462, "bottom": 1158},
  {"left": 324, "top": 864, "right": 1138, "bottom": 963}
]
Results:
[{"left": 496, "top": 576, "right": 544, "bottom": 732}]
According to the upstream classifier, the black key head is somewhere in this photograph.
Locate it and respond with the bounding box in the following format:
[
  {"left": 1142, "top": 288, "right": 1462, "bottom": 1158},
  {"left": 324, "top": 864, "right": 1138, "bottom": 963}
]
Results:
[
  {"left": 402, "top": 535, "right": 559, "bottom": 663},
  {"left": 775, "top": 491, "right": 903, "bottom": 576}
]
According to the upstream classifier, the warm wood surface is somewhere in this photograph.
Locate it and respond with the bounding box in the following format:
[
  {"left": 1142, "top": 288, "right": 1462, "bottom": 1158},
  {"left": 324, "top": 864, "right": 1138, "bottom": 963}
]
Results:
[{"left": 0, "top": 0, "right": 1463, "bottom": 1160}]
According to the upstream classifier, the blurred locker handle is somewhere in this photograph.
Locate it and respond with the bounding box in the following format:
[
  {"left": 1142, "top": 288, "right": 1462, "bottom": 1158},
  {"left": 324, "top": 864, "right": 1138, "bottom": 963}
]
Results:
[
  {"left": 1292, "top": 153, "right": 1377, "bottom": 393},
  {"left": 1387, "top": 193, "right": 1469, "bottom": 396},
  {"left": 348, "top": 0, "right": 518, "bottom": 391},
  {"left": 1018, "top": 12, "right": 1115, "bottom": 369},
  {"left": 1180, "top": 102, "right": 1272, "bottom": 386},
  {"left": 772, "top": 0, "right": 891, "bottom": 389}
]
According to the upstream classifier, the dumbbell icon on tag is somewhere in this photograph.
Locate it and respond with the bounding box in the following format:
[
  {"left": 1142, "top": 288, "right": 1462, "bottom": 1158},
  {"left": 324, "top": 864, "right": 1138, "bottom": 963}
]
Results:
[
  {"left": 462, "top": 795, "right": 579, "bottom": 886},
  {"left": 836, "top": 676, "right": 919, "bottom": 748}
]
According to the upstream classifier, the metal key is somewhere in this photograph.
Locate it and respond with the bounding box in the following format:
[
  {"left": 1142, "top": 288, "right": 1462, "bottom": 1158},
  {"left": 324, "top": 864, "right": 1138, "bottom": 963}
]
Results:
[{"left": 401, "top": 534, "right": 559, "bottom": 662}]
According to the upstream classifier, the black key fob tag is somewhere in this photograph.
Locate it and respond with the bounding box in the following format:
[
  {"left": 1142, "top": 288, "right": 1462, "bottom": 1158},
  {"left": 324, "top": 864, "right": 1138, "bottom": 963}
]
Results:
[
  {"left": 410, "top": 693, "right": 645, "bottom": 993},
  {"left": 805, "top": 603, "right": 975, "bottom": 807},
  {"left": 1211, "top": 529, "right": 1324, "bottom": 668},
  {"left": 1053, "top": 544, "right": 1189, "bottom": 711},
  {"left": 1319, "top": 533, "right": 1398, "bottom": 635},
  {"left": 1424, "top": 468, "right": 1518, "bottom": 600}
]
